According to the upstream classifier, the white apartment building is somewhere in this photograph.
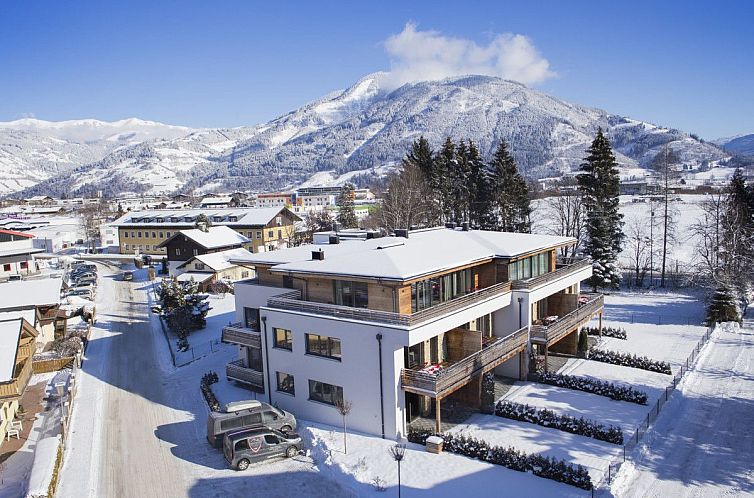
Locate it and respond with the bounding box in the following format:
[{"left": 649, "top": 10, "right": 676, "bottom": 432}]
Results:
[{"left": 221, "top": 226, "right": 602, "bottom": 439}]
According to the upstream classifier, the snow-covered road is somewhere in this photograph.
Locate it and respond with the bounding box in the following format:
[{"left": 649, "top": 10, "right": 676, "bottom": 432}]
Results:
[{"left": 614, "top": 319, "right": 754, "bottom": 497}]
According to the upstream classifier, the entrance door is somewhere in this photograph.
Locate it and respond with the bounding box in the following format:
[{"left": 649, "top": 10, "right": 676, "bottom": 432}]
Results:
[{"left": 405, "top": 392, "right": 421, "bottom": 422}]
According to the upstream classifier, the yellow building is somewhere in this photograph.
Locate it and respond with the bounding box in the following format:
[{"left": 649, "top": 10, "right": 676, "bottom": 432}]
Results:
[{"left": 112, "top": 207, "right": 300, "bottom": 256}]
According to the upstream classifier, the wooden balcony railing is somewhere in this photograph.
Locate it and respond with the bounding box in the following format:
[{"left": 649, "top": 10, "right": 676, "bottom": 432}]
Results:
[
  {"left": 0, "top": 357, "right": 33, "bottom": 399},
  {"left": 267, "top": 282, "right": 512, "bottom": 327},
  {"left": 530, "top": 293, "right": 604, "bottom": 346},
  {"left": 226, "top": 359, "right": 265, "bottom": 391},
  {"left": 511, "top": 258, "right": 592, "bottom": 291},
  {"left": 221, "top": 323, "right": 262, "bottom": 348},
  {"left": 400, "top": 326, "right": 529, "bottom": 398}
]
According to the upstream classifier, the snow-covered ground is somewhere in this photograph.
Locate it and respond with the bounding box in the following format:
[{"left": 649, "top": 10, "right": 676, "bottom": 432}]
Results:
[{"left": 612, "top": 320, "right": 754, "bottom": 497}]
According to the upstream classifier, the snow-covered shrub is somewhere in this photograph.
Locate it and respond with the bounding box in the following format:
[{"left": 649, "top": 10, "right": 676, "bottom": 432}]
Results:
[
  {"left": 539, "top": 372, "right": 648, "bottom": 405},
  {"left": 480, "top": 372, "right": 495, "bottom": 414},
  {"left": 584, "top": 326, "right": 627, "bottom": 340},
  {"left": 587, "top": 347, "right": 671, "bottom": 374},
  {"left": 705, "top": 284, "right": 741, "bottom": 326},
  {"left": 200, "top": 371, "right": 220, "bottom": 412},
  {"left": 407, "top": 429, "right": 592, "bottom": 490},
  {"left": 495, "top": 401, "right": 624, "bottom": 445},
  {"left": 371, "top": 477, "right": 386, "bottom": 492}
]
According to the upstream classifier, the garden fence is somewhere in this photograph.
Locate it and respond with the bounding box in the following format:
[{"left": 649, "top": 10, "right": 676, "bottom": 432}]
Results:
[{"left": 590, "top": 326, "right": 716, "bottom": 495}]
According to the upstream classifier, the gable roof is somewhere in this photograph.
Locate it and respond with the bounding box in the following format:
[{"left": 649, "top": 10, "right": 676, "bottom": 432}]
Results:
[
  {"left": 0, "top": 278, "right": 62, "bottom": 310},
  {"left": 230, "top": 227, "right": 574, "bottom": 282},
  {"left": 0, "top": 318, "right": 36, "bottom": 383},
  {"left": 177, "top": 247, "right": 252, "bottom": 272},
  {"left": 158, "top": 225, "right": 250, "bottom": 250}
]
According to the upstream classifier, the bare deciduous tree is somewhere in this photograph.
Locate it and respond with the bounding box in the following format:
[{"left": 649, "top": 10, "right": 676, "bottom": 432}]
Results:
[
  {"left": 690, "top": 193, "right": 725, "bottom": 283},
  {"left": 544, "top": 191, "right": 586, "bottom": 259},
  {"left": 624, "top": 215, "right": 651, "bottom": 287},
  {"left": 378, "top": 162, "right": 440, "bottom": 232},
  {"left": 335, "top": 398, "right": 352, "bottom": 454}
]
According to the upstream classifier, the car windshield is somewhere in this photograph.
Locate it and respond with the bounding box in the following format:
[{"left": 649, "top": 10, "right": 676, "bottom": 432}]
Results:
[{"left": 274, "top": 407, "right": 285, "bottom": 417}]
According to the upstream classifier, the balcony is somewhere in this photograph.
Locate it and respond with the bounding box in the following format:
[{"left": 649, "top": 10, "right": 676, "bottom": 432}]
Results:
[
  {"left": 226, "top": 359, "right": 265, "bottom": 392},
  {"left": 511, "top": 258, "right": 592, "bottom": 291},
  {"left": 222, "top": 322, "right": 261, "bottom": 348},
  {"left": 530, "top": 293, "right": 604, "bottom": 346},
  {"left": 266, "top": 282, "right": 512, "bottom": 328},
  {"left": 400, "top": 326, "right": 529, "bottom": 398},
  {"left": 0, "top": 357, "right": 33, "bottom": 399}
]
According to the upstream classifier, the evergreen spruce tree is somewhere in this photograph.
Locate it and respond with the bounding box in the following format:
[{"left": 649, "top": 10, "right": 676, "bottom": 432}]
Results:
[
  {"left": 404, "top": 136, "right": 435, "bottom": 183},
  {"left": 435, "top": 138, "right": 457, "bottom": 222},
  {"left": 467, "top": 140, "right": 494, "bottom": 229},
  {"left": 450, "top": 140, "right": 472, "bottom": 222},
  {"left": 706, "top": 284, "right": 741, "bottom": 325},
  {"left": 488, "top": 140, "right": 531, "bottom": 232},
  {"left": 577, "top": 129, "right": 624, "bottom": 291},
  {"left": 336, "top": 183, "right": 358, "bottom": 228}
]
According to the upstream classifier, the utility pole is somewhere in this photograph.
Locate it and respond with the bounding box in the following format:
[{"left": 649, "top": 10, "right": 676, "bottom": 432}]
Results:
[
  {"left": 649, "top": 209, "right": 654, "bottom": 287},
  {"left": 660, "top": 145, "right": 670, "bottom": 288}
]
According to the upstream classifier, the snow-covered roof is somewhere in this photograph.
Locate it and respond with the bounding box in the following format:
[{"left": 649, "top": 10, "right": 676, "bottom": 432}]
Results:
[
  {"left": 178, "top": 247, "right": 252, "bottom": 272},
  {"left": 200, "top": 196, "right": 232, "bottom": 204},
  {"left": 0, "top": 246, "right": 44, "bottom": 258},
  {"left": 0, "top": 278, "right": 62, "bottom": 309},
  {"left": 231, "top": 227, "right": 575, "bottom": 282},
  {"left": 175, "top": 272, "right": 214, "bottom": 283},
  {"left": 0, "top": 319, "right": 23, "bottom": 383},
  {"left": 162, "top": 226, "right": 249, "bottom": 250},
  {"left": 111, "top": 207, "right": 298, "bottom": 227},
  {"left": 0, "top": 309, "right": 36, "bottom": 324}
]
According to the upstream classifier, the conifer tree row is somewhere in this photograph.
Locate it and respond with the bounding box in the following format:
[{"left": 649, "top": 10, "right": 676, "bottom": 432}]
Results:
[{"left": 400, "top": 135, "right": 531, "bottom": 233}]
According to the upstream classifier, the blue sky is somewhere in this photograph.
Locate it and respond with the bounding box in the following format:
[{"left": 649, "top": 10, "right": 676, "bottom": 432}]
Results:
[{"left": 1, "top": 0, "right": 751, "bottom": 138}]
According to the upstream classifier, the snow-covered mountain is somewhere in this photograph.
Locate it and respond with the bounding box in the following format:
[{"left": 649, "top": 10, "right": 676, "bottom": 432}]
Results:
[
  {"left": 0, "top": 118, "right": 194, "bottom": 194},
  {"left": 11, "top": 74, "right": 727, "bottom": 197},
  {"left": 713, "top": 133, "right": 754, "bottom": 155}
]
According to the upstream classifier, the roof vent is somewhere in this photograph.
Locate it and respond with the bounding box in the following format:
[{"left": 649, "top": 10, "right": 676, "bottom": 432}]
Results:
[
  {"left": 312, "top": 249, "right": 325, "bottom": 261},
  {"left": 328, "top": 234, "right": 340, "bottom": 245},
  {"left": 394, "top": 228, "right": 409, "bottom": 238},
  {"left": 462, "top": 221, "right": 470, "bottom": 231}
]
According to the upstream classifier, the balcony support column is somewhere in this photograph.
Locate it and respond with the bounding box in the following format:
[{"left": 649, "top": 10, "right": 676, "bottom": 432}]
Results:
[
  {"left": 598, "top": 312, "right": 603, "bottom": 337},
  {"left": 544, "top": 344, "right": 549, "bottom": 373},
  {"left": 435, "top": 397, "right": 441, "bottom": 433},
  {"left": 518, "top": 351, "right": 526, "bottom": 381}
]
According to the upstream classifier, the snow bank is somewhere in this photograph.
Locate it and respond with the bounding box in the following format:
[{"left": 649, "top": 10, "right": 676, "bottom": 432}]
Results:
[{"left": 25, "top": 436, "right": 61, "bottom": 498}]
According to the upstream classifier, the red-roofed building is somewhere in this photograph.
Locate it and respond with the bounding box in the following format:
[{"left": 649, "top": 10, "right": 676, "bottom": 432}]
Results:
[{"left": 0, "top": 230, "right": 42, "bottom": 280}]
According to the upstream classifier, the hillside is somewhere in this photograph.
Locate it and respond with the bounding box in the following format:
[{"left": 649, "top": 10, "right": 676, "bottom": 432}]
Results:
[{"left": 11, "top": 74, "right": 727, "bottom": 197}]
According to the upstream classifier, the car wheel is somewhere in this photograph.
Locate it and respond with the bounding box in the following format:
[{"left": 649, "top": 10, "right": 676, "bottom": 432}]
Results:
[
  {"left": 280, "top": 425, "right": 292, "bottom": 433},
  {"left": 237, "top": 459, "right": 250, "bottom": 471},
  {"left": 286, "top": 446, "right": 298, "bottom": 458}
]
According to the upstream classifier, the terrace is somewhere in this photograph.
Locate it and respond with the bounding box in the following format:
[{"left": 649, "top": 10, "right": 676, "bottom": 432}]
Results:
[
  {"left": 530, "top": 293, "right": 604, "bottom": 347},
  {"left": 226, "top": 358, "right": 264, "bottom": 392},
  {"left": 511, "top": 257, "right": 592, "bottom": 291}
]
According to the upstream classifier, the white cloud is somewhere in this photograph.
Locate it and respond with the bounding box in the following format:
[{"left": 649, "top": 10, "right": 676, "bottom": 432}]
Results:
[{"left": 381, "top": 23, "right": 555, "bottom": 89}]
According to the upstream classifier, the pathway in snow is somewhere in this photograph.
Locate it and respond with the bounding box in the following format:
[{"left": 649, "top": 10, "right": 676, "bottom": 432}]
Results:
[{"left": 613, "top": 319, "right": 754, "bottom": 497}]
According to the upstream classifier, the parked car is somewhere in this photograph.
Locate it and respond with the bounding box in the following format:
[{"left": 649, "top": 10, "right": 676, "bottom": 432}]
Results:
[
  {"left": 223, "top": 427, "right": 302, "bottom": 470},
  {"left": 66, "top": 289, "right": 95, "bottom": 300},
  {"left": 71, "top": 282, "right": 96, "bottom": 291},
  {"left": 70, "top": 270, "right": 96, "bottom": 280},
  {"left": 122, "top": 271, "right": 134, "bottom": 281},
  {"left": 72, "top": 276, "right": 97, "bottom": 285},
  {"left": 206, "top": 400, "right": 297, "bottom": 447},
  {"left": 72, "top": 263, "right": 97, "bottom": 273}
]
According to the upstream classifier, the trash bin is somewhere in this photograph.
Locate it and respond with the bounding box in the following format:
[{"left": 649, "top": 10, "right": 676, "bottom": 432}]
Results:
[{"left": 426, "top": 435, "right": 443, "bottom": 454}]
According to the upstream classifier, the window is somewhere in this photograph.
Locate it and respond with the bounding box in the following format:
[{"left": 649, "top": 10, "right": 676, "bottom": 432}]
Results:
[
  {"left": 268, "top": 230, "right": 274, "bottom": 238},
  {"left": 305, "top": 333, "right": 341, "bottom": 360},
  {"left": 273, "top": 328, "right": 292, "bottom": 350},
  {"left": 263, "top": 410, "right": 281, "bottom": 424},
  {"left": 308, "top": 379, "right": 343, "bottom": 406},
  {"left": 241, "top": 271, "right": 249, "bottom": 278},
  {"left": 256, "top": 231, "right": 262, "bottom": 239},
  {"left": 175, "top": 248, "right": 181, "bottom": 256},
  {"left": 410, "top": 268, "right": 473, "bottom": 312},
  {"left": 247, "top": 346, "right": 263, "bottom": 371},
  {"left": 276, "top": 372, "right": 295, "bottom": 395},
  {"left": 130, "top": 231, "right": 135, "bottom": 238},
  {"left": 151, "top": 231, "right": 156, "bottom": 238},
  {"left": 334, "top": 280, "right": 368, "bottom": 308},
  {"left": 276, "top": 216, "right": 282, "bottom": 225},
  {"left": 20, "top": 261, "right": 28, "bottom": 270},
  {"left": 244, "top": 307, "right": 260, "bottom": 331},
  {"left": 508, "top": 253, "right": 551, "bottom": 281},
  {"left": 124, "top": 232, "right": 129, "bottom": 238},
  {"left": 137, "top": 231, "right": 142, "bottom": 238},
  {"left": 278, "top": 229, "right": 282, "bottom": 239},
  {"left": 125, "top": 244, "right": 130, "bottom": 251},
  {"left": 219, "top": 412, "right": 262, "bottom": 432},
  {"left": 158, "top": 231, "right": 163, "bottom": 238},
  {"left": 195, "top": 263, "right": 205, "bottom": 271},
  {"left": 248, "top": 232, "right": 253, "bottom": 238},
  {"left": 166, "top": 231, "right": 171, "bottom": 237},
  {"left": 282, "top": 275, "right": 294, "bottom": 289},
  {"left": 264, "top": 434, "right": 280, "bottom": 445},
  {"left": 3, "top": 263, "right": 10, "bottom": 272},
  {"left": 193, "top": 249, "right": 198, "bottom": 256}
]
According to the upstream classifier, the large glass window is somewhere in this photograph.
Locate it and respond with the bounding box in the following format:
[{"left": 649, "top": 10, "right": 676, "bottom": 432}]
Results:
[
  {"left": 247, "top": 347, "right": 263, "bottom": 371},
  {"left": 333, "top": 280, "right": 368, "bottom": 308},
  {"left": 273, "top": 328, "right": 292, "bottom": 350},
  {"left": 244, "top": 307, "right": 260, "bottom": 331},
  {"left": 508, "top": 253, "right": 551, "bottom": 281},
  {"left": 276, "top": 372, "right": 295, "bottom": 395},
  {"left": 411, "top": 268, "right": 474, "bottom": 312},
  {"left": 305, "top": 333, "right": 341, "bottom": 361},
  {"left": 308, "top": 379, "right": 343, "bottom": 406}
]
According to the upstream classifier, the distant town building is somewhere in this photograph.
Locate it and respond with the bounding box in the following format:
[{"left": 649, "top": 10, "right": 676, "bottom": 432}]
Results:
[{"left": 0, "top": 230, "right": 43, "bottom": 280}]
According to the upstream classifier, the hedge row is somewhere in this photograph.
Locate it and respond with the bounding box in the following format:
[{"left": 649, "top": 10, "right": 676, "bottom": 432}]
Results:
[
  {"left": 539, "top": 371, "right": 648, "bottom": 405},
  {"left": 588, "top": 348, "right": 672, "bottom": 375},
  {"left": 584, "top": 326, "right": 627, "bottom": 340},
  {"left": 200, "top": 371, "right": 221, "bottom": 412},
  {"left": 495, "top": 401, "right": 624, "bottom": 445},
  {"left": 408, "top": 430, "right": 592, "bottom": 490}
]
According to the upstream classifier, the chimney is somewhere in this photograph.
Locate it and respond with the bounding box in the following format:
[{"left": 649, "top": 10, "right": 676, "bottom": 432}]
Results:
[
  {"left": 462, "top": 221, "right": 470, "bottom": 231},
  {"left": 328, "top": 234, "right": 340, "bottom": 245},
  {"left": 312, "top": 249, "right": 325, "bottom": 260},
  {"left": 394, "top": 229, "right": 409, "bottom": 238}
]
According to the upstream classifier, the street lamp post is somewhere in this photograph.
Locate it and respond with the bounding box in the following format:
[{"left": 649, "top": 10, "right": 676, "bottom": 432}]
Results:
[{"left": 389, "top": 444, "right": 407, "bottom": 498}]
